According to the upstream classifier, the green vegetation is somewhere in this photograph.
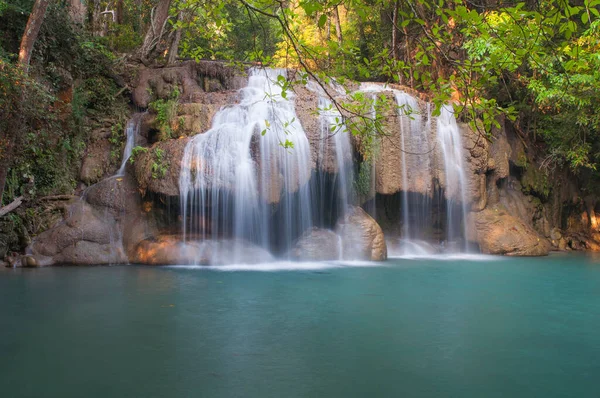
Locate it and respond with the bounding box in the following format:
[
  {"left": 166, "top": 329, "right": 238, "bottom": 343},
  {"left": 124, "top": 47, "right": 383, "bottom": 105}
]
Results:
[
  {"left": 129, "top": 146, "right": 149, "bottom": 163},
  {"left": 151, "top": 148, "right": 168, "bottom": 179},
  {"left": 148, "top": 88, "right": 181, "bottom": 141},
  {"left": 129, "top": 146, "right": 167, "bottom": 179}
]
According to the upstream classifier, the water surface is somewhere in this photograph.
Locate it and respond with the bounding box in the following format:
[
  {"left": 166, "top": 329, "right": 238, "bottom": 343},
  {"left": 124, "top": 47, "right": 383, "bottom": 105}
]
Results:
[{"left": 1, "top": 253, "right": 600, "bottom": 397}]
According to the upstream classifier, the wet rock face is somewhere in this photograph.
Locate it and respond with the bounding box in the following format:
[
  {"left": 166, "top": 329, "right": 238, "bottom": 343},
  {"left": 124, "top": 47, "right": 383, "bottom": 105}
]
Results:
[
  {"left": 289, "top": 227, "right": 341, "bottom": 261},
  {"left": 130, "top": 236, "right": 273, "bottom": 265},
  {"left": 473, "top": 206, "right": 550, "bottom": 256},
  {"left": 335, "top": 206, "right": 387, "bottom": 261}
]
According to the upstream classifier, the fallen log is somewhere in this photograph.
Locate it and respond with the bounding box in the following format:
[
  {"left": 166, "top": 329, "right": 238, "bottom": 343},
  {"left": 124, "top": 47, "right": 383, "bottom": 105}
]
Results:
[{"left": 0, "top": 196, "right": 24, "bottom": 217}]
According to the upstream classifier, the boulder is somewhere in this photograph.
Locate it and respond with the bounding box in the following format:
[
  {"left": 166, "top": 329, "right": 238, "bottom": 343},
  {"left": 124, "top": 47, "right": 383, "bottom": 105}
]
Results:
[
  {"left": 473, "top": 206, "right": 551, "bottom": 256},
  {"left": 26, "top": 202, "right": 128, "bottom": 266},
  {"left": 335, "top": 206, "right": 387, "bottom": 261},
  {"left": 289, "top": 227, "right": 341, "bottom": 261}
]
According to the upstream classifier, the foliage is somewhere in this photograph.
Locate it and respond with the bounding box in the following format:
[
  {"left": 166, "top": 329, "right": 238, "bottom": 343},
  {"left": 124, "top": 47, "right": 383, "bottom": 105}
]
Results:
[
  {"left": 0, "top": 1, "right": 127, "bottom": 205},
  {"left": 129, "top": 146, "right": 167, "bottom": 179},
  {"left": 129, "top": 146, "right": 149, "bottom": 163},
  {"left": 173, "top": 0, "right": 281, "bottom": 62},
  {"left": 149, "top": 88, "right": 181, "bottom": 141},
  {"left": 151, "top": 148, "right": 168, "bottom": 179}
]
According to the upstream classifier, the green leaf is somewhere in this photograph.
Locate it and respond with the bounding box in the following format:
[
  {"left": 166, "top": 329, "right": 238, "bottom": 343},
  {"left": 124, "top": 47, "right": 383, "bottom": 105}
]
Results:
[
  {"left": 581, "top": 12, "right": 589, "bottom": 24},
  {"left": 318, "top": 14, "right": 327, "bottom": 29}
]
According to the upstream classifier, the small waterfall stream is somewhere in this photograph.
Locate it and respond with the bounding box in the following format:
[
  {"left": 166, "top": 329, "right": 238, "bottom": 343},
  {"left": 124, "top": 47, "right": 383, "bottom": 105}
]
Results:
[{"left": 116, "top": 115, "right": 142, "bottom": 176}]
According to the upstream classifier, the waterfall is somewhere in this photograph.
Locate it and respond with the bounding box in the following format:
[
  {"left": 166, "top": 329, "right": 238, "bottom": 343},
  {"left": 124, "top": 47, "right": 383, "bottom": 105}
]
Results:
[
  {"left": 179, "top": 68, "right": 313, "bottom": 260},
  {"left": 357, "top": 84, "right": 381, "bottom": 219},
  {"left": 359, "top": 84, "right": 470, "bottom": 253},
  {"left": 437, "top": 104, "right": 470, "bottom": 251},
  {"left": 116, "top": 114, "right": 143, "bottom": 176},
  {"left": 307, "top": 81, "right": 354, "bottom": 226}
]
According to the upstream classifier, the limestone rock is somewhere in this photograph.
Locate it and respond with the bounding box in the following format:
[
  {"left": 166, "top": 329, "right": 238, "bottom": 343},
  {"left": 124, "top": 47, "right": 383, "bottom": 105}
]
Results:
[
  {"left": 85, "top": 173, "right": 141, "bottom": 214},
  {"left": 177, "top": 92, "right": 237, "bottom": 136},
  {"left": 461, "top": 123, "right": 490, "bottom": 211},
  {"left": 335, "top": 206, "right": 387, "bottom": 261},
  {"left": 473, "top": 206, "right": 551, "bottom": 256},
  {"left": 132, "top": 61, "right": 247, "bottom": 108},
  {"left": 289, "top": 227, "right": 341, "bottom": 261},
  {"left": 55, "top": 241, "right": 126, "bottom": 265},
  {"left": 79, "top": 139, "right": 114, "bottom": 185},
  {"left": 133, "top": 138, "right": 190, "bottom": 196}
]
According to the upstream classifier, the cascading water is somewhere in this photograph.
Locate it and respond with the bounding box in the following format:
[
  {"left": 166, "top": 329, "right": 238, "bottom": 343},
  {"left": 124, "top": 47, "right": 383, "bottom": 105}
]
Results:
[
  {"left": 179, "top": 68, "right": 313, "bottom": 262},
  {"left": 437, "top": 104, "right": 470, "bottom": 251},
  {"left": 359, "top": 84, "right": 470, "bottom": 254},
  {"left": 357, "top": 84, "right": 382, "bottom": 219},
  {"left": 116, "top": 113, "right": 143, "bottom": 176},
  {"left": 393, "top": 91, "right": 433, "bottom": 243},
  {"left": 306, "top": 80, "right": 355, "bottom": 228}
]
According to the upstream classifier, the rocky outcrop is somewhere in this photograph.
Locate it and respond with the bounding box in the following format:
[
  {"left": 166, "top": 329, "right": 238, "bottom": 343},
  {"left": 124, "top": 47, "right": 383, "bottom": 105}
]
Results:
[
  {"left": 132, "top": 60, "right": 247, "bottom": 108},
  {"left": 289, "top": 227, "right": 341, "bottom": 261},
  {"left": 473, "top": 206, "right": 550, "bottom": 256},
  {"left": 336, "top": 206, "right": 387, "bottom": 261},
  {"left": 461, "top": 116, "right": 600, "bottom": 255},
  {"left": 24, "top": 174, "right": 147, "bottom": 266}
]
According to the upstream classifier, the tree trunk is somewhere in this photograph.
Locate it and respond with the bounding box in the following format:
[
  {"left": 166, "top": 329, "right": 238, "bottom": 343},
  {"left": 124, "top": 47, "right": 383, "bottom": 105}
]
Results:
[
  {"left": 333, "top": 6, "right": 343, "bottom": 45},
  {"left": 140, "top": 0, "right": 172, "bottom": 63},
  {"left": 167, "top": 12, "right": 182, "bottom": 64},
  {"left": 116, "top": 0, "right": 124, "bottom": 24},
  {"left": 18, "top": 0, "right": 50, "bottom": 70},
  {"left": 391, "top": 0, "right": 399, "bottom": 60}
]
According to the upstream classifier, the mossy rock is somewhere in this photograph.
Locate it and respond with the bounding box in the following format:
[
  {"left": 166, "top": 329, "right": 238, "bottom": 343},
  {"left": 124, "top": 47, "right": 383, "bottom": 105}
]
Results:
[{"left": 521, "top": 165, "right": 550, "bottom": 199}]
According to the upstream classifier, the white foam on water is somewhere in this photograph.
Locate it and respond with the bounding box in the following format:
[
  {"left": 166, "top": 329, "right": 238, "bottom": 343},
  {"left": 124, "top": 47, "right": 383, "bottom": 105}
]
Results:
[
  {"left": 165, "top": 260, "right": 383, "bottom": 272},
  {"left": 389, "top": 253, "right": 504, "bottom": 261}
]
